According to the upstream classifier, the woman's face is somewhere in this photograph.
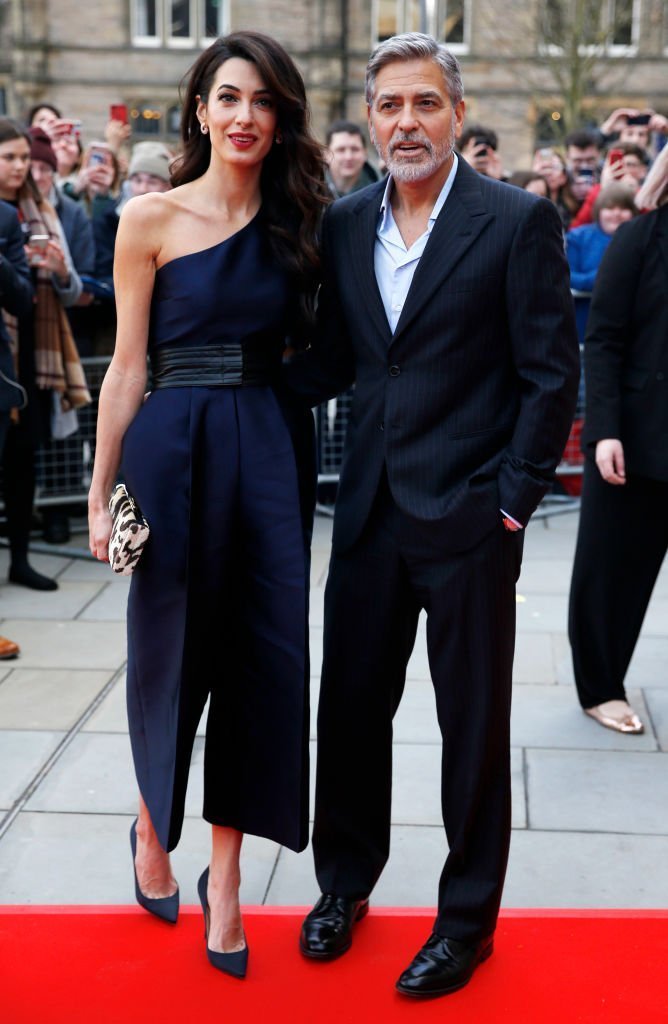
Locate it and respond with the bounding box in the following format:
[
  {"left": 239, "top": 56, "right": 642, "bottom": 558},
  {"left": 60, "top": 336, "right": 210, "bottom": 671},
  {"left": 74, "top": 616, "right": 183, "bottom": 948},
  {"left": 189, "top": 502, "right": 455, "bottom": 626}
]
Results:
[
  {"left": 525, "top": 177, "right": 548, "bottom": 197},
  {"left": 598, "top": 205, "right": 633, "bottom": 235},
  {"left": 545, "top": 158, "right": 567, "bottom": 192},
  {"left": 0, "top": 136, "right": 31, "bottom": 199},
  {"left": 53, "top": 133, "right": 80, "bottom": 175},
  {"left": 31, "top": 107, "right": 58, "bottom": 132},
  {"left": 197, "top": 57, "right": 278, "bottom": 171}
]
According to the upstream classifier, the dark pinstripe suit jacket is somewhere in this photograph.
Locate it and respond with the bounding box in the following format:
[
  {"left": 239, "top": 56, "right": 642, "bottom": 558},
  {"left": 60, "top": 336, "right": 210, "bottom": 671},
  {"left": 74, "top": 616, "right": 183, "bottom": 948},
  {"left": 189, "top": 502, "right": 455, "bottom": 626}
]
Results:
[{"left": 289, "top": 159, "right": 580, "bottom": 554}]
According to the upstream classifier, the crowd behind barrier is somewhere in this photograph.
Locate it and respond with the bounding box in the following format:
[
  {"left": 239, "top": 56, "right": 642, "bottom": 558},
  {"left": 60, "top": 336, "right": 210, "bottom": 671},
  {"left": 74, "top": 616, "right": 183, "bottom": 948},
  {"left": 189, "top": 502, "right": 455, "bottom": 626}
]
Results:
[{"left": 1, "top": 99, "right": 667, "bottom": 545}]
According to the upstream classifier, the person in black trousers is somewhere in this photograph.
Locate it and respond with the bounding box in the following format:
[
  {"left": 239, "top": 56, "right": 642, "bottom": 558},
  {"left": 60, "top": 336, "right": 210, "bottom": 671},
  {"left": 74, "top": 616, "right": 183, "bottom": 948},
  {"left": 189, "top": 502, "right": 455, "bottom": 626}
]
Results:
[
  {"left": 0, "top": 200, "right": 34, "bottom": 656},
  {"left": 288, "top": 32, "right": 579, "bottom": 998},
  {"left": 569, "top": 145, "right": 668, "bottom": 734}
]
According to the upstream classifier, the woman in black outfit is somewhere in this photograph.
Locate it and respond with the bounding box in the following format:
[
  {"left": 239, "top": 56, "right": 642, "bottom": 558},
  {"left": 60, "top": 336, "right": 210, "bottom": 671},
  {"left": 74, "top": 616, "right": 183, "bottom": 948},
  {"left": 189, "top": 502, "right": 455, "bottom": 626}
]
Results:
[{"left": 568, "top": 146, "right": 668, "bottom": 733}]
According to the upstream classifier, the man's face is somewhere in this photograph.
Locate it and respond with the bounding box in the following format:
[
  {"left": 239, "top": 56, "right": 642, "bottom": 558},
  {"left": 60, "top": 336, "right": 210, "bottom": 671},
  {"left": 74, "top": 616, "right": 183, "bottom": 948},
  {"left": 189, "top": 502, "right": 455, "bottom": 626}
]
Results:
[
  {"left": 129, "top": 172, "right": 171, "bottom": 196},
  {"left": 368, "top": 58, "right": 464, "bottom": 184},
  {"left": 566, "top": 145, "right": 599, "bottom": 173},
  {"left": 619, "top": 124, "right": 649, "bottom": 149},
  {"left": 327, "top": 132, "right": 367, "bottom": 183}
]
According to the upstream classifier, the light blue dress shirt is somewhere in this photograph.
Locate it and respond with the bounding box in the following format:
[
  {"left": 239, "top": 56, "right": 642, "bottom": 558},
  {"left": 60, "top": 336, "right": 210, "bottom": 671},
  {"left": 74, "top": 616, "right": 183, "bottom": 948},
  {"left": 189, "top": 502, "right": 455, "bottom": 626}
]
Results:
[{"left": 374, "top": 154, "right": 458, "bottom": 334}]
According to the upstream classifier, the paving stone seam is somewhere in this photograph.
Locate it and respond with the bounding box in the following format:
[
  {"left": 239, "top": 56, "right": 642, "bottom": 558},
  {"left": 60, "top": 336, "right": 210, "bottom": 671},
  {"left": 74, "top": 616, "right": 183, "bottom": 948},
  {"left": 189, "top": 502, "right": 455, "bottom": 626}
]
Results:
[
  {"left": 73, "top": 580, "right": 111, "bottom": 620},
  {"left": 260, "top": 844, "right": 284, "bottom": 905},
  {"left": 0, "top": 662, "right": 126, "bottom": 844}
]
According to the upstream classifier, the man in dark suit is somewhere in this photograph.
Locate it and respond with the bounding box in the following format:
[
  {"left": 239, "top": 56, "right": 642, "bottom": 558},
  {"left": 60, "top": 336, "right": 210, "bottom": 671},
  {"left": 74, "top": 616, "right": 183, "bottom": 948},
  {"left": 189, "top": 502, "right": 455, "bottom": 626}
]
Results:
[
  {"left": 291, "top": 33, "right": 579, "bottom": 997},
  {"left": 0, "top": 200, "right": 34, "bottom": 658}
]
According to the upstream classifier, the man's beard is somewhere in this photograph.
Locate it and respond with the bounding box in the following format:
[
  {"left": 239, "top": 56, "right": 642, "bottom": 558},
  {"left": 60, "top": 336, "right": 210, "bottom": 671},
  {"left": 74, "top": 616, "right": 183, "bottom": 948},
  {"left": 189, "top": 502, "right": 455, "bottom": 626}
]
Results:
[{"left": 370, "top": 120, "right": 455, "bottom": 183}]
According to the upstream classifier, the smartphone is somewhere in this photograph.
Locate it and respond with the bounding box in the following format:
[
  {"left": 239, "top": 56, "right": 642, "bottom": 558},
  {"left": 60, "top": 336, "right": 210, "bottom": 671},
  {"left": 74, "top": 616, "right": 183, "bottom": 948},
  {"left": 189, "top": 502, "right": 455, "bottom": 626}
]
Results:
[
  {"left": 576, "top": 167, "right": 594, "bottom": 180},
  {"left": 608, "top": 148, "right": 624, "bottom": 165},
  {"left": 89, "top": 150, "right": 106, "bottom": 166},
  {"left": 474, "top": 137, "right": 489, "bottom": 154},
  {"left": 538, "top": 147, "right": 553, "bottom": 159},
  {"left": 110, "top": 104, "right": 128, "bottom": 125},
  {"left": 27, "top": 234, "right": 49, "bottom": 266},
  {"left": 626, "top": 113, "right": 650, "bottom": 126}
]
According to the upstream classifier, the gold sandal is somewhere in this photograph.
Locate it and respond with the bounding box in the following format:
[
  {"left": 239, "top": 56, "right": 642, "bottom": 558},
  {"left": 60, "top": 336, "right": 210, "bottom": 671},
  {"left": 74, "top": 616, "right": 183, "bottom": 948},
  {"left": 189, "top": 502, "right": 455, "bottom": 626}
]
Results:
[{"left": 584, "top": 700, "right": 644, "bottom": 735}]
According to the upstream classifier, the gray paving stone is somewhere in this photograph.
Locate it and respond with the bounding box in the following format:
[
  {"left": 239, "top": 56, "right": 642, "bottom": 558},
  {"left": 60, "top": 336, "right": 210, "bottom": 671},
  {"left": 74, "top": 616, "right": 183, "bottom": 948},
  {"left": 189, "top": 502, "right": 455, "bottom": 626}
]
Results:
[
  {"left": 0, "top": 581, "right": 103, "bottom": 620},
  {"left": 392, "top": 679, "right": 440, "bottom": 744},
  {"left": 265, "top": 827, "right": 448, "bottom": 908},
  {"left": 0, "top": 812, "right": 278, "bottom": 904},
  {"left": 25, "top": 732, "right": 208, "bottom": 818},
  {"left": 526, "top": 748, "right": 668, "bottom": 835},
  {"left": 641, "top": 597, "right": 668, "bottom": 637},
  {"left": 644, "top": 689, "right": 668, "bottom": 752},
  {"left": 58, "top": 560, "right": 129, "bottom": 583},
  {"left": 504, "top": 830, "right": 668, "bottom": 908},
  {"left": 81, "top": 676, "right": 128, "bottom": 732},
  {"left": 513, "top": 632, "right": 556, "bottom": 684},
  {"left": 0, "top": 730, "right": 64, "bottom": 807},
  {"left": 626, "top": 638, "right": 668, "bottom": 689},
  {"left": 0, "top": 619, "right": 126, "bottom": 670},
  {"left": 0, "top": 549, "right": 71, "bottom": 579},
  {"left": 554, "top": 633, "right": 668, "bottom": 689},
  {"left": 390, "top": 745, "right": 526, "bottom": 829},
  {"left": 0, "top": 668, "right": 113, "bottom": 730},
  {"left": 511, "top": 685, "right": 656, "bottom": 751},
  {"left": 78, "top": 581, "right": 130, "bottom": 621},
  {"left": 515, "top": 592, "right": 569, "bottom": 633},
  {"left": 516, "top": 559, "right": 573, "bottom": 595}
]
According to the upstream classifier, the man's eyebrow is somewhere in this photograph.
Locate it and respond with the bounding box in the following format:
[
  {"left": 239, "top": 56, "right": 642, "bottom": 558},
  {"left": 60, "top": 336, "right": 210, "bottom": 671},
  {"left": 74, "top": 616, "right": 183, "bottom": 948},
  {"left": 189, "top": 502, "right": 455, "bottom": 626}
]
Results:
[{"left": 376, "top": 89, "right": 443, "bottom": 101}]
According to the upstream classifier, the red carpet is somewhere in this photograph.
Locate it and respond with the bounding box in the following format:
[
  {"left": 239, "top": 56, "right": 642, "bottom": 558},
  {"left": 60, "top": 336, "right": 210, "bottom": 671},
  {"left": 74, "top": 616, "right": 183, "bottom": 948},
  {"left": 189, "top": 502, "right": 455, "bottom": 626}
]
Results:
[{"left": 2, "top": 908, "right": 667, "bottom": 1023}]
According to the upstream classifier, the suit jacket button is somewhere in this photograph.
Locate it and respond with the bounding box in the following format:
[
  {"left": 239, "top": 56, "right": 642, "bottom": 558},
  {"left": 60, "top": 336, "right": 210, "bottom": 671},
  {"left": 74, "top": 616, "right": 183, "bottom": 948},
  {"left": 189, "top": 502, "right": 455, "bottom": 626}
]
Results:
[{"left": 389, "top": 365, "right": 400, "bottom": 377}]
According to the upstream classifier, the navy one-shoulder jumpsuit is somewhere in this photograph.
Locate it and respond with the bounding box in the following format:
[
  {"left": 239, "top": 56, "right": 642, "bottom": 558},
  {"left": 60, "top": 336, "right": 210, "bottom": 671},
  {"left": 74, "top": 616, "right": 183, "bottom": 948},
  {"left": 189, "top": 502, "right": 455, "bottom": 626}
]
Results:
[{"left": 121, "top": 214, "right": 313, "bottom": 853}]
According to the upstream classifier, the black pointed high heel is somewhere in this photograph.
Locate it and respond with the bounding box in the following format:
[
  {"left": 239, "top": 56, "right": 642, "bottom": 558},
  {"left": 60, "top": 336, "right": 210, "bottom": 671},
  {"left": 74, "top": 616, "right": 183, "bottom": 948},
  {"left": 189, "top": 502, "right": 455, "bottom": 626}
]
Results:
[
  {"left": 129, "top": 819, "right": 179, "bottom": 924},
  {"left": 197, "top": 867, "right": 248, "bottom": 978}
]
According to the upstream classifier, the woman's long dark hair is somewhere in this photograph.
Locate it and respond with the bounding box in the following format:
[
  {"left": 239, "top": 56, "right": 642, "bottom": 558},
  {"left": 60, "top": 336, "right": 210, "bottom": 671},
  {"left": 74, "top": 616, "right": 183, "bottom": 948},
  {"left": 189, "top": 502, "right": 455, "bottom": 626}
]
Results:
[
  {"left": 172, "top": 32, "right": 330, "bottom": 324},
  {"left": 0, "top": 118, "right": 41, "bottom": 203}
]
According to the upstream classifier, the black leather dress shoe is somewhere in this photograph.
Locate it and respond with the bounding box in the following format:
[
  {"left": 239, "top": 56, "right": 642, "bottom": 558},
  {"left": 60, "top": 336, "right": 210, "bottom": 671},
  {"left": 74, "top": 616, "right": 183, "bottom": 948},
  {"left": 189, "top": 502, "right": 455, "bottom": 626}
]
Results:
[
  {"left": 299, "top": 894, "right": 369, "bottom": 960},
  {"left": 396, "top": 933, "right": 494, "bottom": 998}
]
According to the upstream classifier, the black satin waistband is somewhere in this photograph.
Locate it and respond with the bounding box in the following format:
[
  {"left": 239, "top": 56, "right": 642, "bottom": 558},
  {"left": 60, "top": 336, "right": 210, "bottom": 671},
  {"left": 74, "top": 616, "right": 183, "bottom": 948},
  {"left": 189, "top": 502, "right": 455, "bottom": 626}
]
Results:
[{"left": 150, "top": 342, "right": 277, "bottom": 388}]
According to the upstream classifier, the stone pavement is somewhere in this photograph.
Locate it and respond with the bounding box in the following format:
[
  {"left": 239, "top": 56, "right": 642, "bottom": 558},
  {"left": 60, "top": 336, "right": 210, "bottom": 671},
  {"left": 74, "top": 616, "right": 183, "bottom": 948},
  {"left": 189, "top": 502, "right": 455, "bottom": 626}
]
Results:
[{"left": 0, "top": 509, "right": 667, "bottom": 910}]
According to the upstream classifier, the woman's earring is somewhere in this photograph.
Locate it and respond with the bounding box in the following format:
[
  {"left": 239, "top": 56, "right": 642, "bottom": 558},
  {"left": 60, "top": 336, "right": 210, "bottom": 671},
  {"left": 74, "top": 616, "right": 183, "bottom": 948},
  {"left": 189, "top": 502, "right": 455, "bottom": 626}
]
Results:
[
  {"left": 200, "top": 123, "right": 208, "bottom": 135},
  {"left": 274, "top": 133, "right": 282, "bottom": 144}
]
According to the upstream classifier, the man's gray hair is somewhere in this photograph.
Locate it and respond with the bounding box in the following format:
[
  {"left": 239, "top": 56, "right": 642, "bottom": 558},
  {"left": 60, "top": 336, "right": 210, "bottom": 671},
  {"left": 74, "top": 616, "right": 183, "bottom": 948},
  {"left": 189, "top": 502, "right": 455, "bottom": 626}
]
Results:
[{"left": 365, "top": 32, "right": 464, "bottom": 107}]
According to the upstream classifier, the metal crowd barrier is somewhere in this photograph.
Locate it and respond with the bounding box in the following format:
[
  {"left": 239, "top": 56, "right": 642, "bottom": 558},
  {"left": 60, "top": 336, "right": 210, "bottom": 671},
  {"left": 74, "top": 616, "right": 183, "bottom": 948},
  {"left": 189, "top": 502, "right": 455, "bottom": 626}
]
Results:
[{"left": 3, "top": 353, "right": 582, "bottom": 519}]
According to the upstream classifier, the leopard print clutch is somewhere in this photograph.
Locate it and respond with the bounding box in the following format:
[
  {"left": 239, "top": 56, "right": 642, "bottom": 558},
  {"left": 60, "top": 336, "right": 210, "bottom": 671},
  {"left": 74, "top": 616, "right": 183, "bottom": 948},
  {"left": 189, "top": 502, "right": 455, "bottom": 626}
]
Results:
[{"left": 108, "top": 484, "right": 150, "bottom": 576}]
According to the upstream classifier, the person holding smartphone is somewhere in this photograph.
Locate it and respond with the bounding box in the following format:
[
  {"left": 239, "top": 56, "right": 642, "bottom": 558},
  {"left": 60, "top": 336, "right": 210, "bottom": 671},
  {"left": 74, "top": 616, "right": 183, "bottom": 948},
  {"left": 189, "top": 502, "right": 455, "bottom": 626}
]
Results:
[{"left": 0, "top": 118, "right": 87, "bottom": 590}]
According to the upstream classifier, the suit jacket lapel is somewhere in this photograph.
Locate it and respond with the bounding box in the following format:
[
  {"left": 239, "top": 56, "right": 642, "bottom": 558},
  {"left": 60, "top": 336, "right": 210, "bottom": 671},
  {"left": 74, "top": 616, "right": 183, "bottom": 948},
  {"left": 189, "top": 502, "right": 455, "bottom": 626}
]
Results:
[
  {"left": 348, "top": 183, "right": 393, "bottom": 346},
  {"left": 390, "top": 160, "right": 494, "bottom": 347}
]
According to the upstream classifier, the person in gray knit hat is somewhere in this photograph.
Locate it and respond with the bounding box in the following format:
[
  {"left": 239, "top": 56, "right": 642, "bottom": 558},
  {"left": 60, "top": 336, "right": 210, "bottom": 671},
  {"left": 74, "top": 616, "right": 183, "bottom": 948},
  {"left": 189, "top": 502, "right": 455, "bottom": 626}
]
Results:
[{"left": 127, "top": 142, "right": 173, "bottom": 198}]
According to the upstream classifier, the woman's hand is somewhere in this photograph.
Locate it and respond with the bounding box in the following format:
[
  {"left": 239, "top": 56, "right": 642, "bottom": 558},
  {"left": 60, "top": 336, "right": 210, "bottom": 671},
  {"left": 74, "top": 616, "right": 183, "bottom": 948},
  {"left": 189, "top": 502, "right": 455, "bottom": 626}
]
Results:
[
  {"left": 42, "top": 238, "right": 68, "bottom": 279},
  {"left": 89, "top": 502, "right": 113, "bottom": 563},
  {"left": 595, "top": 438, "right": 626, "bottom": 485}
]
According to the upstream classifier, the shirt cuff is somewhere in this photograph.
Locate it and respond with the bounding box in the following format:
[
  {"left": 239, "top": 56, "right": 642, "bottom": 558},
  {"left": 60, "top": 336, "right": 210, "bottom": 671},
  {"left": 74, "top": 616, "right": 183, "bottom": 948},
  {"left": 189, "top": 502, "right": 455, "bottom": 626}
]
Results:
[{"left": 500, "top": 508, "right": 524, "bottom": 530}]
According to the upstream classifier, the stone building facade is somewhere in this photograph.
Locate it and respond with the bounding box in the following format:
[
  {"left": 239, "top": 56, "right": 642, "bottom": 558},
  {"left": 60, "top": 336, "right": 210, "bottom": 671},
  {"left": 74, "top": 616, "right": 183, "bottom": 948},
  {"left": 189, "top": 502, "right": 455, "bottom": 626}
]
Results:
[{"left": 1, "top": 0, "right": 667, "bottom": 167}]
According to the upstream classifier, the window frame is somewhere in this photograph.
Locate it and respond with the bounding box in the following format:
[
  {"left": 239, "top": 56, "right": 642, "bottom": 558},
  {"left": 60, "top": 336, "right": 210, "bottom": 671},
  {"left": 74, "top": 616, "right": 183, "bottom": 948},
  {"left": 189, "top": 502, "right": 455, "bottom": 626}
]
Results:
[
  {"left": 131, "top": 0, "right": 229, "bottom": 48},
  {"left": 371, "top": 0, "right": 470, "bottom": 53},
  {"left": 538, "top": 0, "right": 640, "bottom": 57}
]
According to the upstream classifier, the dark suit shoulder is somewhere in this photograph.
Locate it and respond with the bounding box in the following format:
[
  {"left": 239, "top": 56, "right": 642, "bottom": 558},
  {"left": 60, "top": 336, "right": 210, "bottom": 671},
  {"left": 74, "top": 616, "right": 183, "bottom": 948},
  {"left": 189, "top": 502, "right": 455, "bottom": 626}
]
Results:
[{"left": 325, "top": 179, "right": 385, "bottom": 224}]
